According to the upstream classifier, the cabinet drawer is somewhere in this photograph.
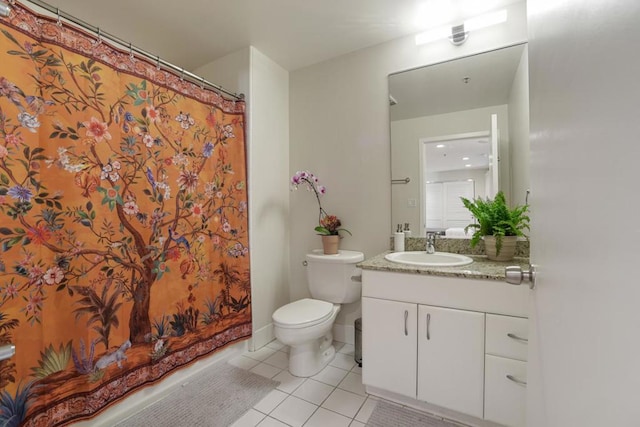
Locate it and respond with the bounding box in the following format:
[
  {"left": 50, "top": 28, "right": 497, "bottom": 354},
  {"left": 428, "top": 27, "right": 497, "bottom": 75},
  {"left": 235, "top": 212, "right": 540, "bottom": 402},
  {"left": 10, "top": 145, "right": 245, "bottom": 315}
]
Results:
[
  {"left": 486, "top": 314, "right": 528, "bottom": 361},
  {"left": 484, "top": 355, "right": 527, "bottom": 427}
]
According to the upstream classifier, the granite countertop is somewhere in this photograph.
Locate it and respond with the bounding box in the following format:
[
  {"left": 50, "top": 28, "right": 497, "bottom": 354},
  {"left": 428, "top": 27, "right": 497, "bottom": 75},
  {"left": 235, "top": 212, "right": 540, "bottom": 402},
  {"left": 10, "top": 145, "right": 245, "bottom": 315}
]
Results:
[{"left": 358, "top": 251, "right": 530, "bottom": 281}]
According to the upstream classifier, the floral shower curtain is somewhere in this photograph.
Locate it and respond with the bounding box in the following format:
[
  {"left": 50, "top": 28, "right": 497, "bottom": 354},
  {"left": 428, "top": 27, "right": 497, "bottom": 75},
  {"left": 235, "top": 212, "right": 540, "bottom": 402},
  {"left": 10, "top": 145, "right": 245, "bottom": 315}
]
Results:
[{"left": 0, "top": 4, "right": 250, "bottom": 426}]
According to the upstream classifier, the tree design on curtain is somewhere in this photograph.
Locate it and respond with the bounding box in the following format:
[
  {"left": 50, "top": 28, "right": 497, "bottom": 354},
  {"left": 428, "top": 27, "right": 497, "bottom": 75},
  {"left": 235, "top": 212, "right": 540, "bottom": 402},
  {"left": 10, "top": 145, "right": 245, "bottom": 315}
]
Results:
[{"left": 0, "top": 5, "right": 250, "bottom": 426}]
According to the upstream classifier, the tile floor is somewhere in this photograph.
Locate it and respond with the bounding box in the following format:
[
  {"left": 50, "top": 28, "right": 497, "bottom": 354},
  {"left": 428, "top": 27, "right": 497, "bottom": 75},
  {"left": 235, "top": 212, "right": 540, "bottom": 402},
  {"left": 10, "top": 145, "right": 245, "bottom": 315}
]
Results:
[{"left": 228, "top": 340, "right": 377, "bottom": 427}]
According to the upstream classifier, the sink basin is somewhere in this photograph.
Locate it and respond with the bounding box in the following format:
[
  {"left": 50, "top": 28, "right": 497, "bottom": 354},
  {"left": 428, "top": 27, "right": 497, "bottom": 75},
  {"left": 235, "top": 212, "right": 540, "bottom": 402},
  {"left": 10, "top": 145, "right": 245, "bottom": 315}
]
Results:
[{"left": 384, "top": 251, "right": 473, "bottom": 267}]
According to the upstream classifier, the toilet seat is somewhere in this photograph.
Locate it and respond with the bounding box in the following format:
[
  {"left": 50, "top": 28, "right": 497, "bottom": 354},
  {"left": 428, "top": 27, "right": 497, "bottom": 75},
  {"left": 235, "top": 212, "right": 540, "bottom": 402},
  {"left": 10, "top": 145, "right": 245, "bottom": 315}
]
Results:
[{"left": 273, "top": 298, "right": 334, "bottom": 329}]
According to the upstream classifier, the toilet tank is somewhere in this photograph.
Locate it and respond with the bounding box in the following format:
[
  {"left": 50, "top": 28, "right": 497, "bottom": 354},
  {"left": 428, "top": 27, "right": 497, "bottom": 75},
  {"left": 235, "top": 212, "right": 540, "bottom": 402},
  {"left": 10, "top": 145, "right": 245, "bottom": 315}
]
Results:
[{"left": 306, "top": 250, "right": 364, "bottom": 304}]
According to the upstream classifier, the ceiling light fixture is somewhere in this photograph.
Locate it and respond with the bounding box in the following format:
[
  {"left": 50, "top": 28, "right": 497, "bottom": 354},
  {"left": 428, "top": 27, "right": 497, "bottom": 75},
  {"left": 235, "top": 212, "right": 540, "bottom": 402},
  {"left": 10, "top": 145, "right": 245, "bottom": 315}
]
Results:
[
  {"left": 465, "top": 164, "right": 472, "bottom": 168},
  {"left": 462, "top": 156, "right": 470, "bottom": 160},
  {"left": 0, "top": 1, "right": 11, "bottom": 18},
  {"left": 436, "top": 144, "right": 445, "bottom": 148},
  {"left": 415, "top": 9, "right": 507, "bottom": 46}
]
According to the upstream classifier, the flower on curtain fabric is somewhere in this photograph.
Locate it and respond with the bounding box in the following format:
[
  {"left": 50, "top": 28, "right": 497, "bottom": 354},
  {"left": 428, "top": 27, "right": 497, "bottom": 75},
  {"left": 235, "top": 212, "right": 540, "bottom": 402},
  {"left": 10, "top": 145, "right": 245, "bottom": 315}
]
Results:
[
  {"left": 0, "top": 77, "right": 22, "bottom": 105},
  {"left": 177, "top": 170, "right": 198, "bottom": 193},
  {"left": 26, "top": 224, "right": 52, "bottom": 245},
  {"left": 172, "top": 152, "right": 189, "bottom": 166},
  {"left": 143, "top": 133, "right": 154, "bottom": 148},
  {"left": 100, "top": 160, "right": 121, "bottom": 182},
  {"left": 7, "top": 185, "right": 33, "bottom": 203},
  {"left": 222, "top": 124, "right": 235, "bottom": 139},
  {"left": 17, "top": 112, "right": 40, "bottom": 133},
  {"left": 83, "top": 116, "right": 112, "bottom": 142},
  {"left": 123, "top": 200, "right": 139, "bottom": 215},
  {"left": 0, "top": 145, "right": 8, "bottom": 159},
  {"left": 202, "top": 141, "right": 214, "bottom": 158},
  {"left": 190, "top": 204, "right": 204, "bottom": 217},
  {"left": 5, "top": 133, "right": 23, "bottom": 147},
  {"left": 146, "top": 105, "right": 161, "bottom": 123},
  {"left": 175, "top": 111, "right": 195, "bottom": 130},
  {"left": 43, "top": 266, "right": 64, "bottom": 285}
]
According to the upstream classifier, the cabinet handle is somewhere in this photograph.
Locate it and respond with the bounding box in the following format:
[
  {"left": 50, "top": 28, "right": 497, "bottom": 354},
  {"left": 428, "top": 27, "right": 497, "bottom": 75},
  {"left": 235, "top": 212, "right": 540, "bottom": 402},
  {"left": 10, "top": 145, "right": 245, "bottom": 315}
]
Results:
[
  {"left": 507, "top": 333, "right": 528, "bottom": 343},
  {"left": 506, "top": 374, "right": 527, "bottom": 386},
  {"left": 426, "top": 313, "right": 431, "bottom": 340},
  {"left": 404, "top": 310, "right": 408, "bottom": 336}
]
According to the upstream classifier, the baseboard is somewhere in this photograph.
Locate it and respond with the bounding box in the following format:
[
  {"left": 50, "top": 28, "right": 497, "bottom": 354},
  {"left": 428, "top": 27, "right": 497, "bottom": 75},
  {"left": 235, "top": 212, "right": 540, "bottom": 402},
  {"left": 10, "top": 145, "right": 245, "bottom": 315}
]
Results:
[
  {"left": 74, "top": 340, "right": 247, "bottom": 427},
  {"left": 250, "top": 322, "right": 275, "bottom": 351},
  {"left": 333, "top": 323, "right": 355, "bottom": 345}
]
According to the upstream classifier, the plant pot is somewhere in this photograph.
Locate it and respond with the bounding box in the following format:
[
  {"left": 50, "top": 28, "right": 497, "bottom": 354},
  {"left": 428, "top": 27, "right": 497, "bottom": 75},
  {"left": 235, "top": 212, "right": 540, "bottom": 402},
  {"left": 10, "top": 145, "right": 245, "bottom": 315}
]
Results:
[
  {"left": 321, "top": 235, "right": 340, "bottom": 255},
  {"left": 483, "top": 235, "right": 517, "bottom": 261}
]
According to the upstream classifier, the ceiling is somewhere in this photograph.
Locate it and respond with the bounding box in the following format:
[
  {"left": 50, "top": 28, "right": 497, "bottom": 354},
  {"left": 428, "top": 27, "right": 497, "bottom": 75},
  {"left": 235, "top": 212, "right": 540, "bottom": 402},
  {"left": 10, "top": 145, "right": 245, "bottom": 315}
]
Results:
[{"left": 42, "top": 0, "right": 523, "bottom": 72}]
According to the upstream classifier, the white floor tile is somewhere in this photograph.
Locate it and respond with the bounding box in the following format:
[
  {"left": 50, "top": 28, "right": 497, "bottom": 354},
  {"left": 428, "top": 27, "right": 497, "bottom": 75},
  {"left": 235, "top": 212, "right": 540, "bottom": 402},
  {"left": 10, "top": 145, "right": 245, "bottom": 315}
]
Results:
[
  {"left": 254, "top": 389, "right": 288, "bottom": 414},
  {"left": 354, "top": 396, "right": 378, "bottom": 423},
  {"left": 311, "top": 365, "right": 349, "bottom": 387},
  {"left": 303, "top": 407, "right": 352, "bottom": 427},
  {"left": 330, "top": 352, "right": 356, "bottom": 371},
  {"left": 245, "top": 346, "right": 278, "bottom": 361},
  {"left": 266, "top": 340, "right": 285, "bottom": 351},
  {"left": 263, "top": 351, "right": 289, "bottom": 370},
  {"left": 349, "top": 421, "right": 366, "bottom": 427},
  {"left": 333, "top": 341, "right": 345, "bottom": 353},
  {"left": 321, "top": 388, "right": 366, "bottom": 419},
  {"left": 250, "top": 362, "right": 282, "bottom": 379},
  {"left": 338, "top": 371, "right": 366, "bottom": 396},
  {"left": 292, "top": 379, "right": 334, "bottom": 405},
  {"left": 231, "top": 409, "right": 266, "bottom": 427},
  {"left": 273, "top": 370, "right": 306, "bottom": 394},
  {"left": 338, "top": 343, "right": 355, "bottom": 356},
  {"left": 350, "top": 365, "right": 362, "bottom": 374},
  {"left": 257, "top": 417, "right": 289, "bottom": 427},
  {"left": 270, "top": 395, "right": 318, "bottom": 427},
  {"left": 228, "top": 355, "right": 261, "bottom": 370}
]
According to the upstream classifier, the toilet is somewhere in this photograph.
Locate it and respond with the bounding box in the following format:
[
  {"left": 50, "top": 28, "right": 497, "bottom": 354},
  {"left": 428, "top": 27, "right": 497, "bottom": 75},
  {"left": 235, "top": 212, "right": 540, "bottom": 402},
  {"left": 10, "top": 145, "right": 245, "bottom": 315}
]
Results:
[{"left": 272, "top": 249, "right": 364, "bottom": 377}]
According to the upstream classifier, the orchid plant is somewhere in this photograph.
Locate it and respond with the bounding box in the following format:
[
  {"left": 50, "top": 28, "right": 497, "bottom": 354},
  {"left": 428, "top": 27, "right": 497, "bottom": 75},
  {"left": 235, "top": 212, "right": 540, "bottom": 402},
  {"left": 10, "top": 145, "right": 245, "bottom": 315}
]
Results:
[{"left": 290, "top": 171, "right": 351, "bottom": 236}]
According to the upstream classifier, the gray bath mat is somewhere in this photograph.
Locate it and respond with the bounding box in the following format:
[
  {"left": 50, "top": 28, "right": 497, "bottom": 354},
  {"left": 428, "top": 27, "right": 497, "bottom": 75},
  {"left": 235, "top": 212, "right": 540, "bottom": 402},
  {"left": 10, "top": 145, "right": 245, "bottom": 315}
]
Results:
[
  {"left": 116, "top": 363, "right": 278, "bottom": 427},
  {"left": 366, "top": 400, "right": 463, "bottom": 427}
]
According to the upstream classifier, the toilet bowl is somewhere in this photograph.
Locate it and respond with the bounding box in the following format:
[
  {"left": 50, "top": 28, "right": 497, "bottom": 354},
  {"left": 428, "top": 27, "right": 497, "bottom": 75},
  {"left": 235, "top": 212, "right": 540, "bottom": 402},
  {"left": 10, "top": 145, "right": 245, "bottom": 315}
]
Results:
[
  {"left": 272, "top": 250, "right": 364, "bottom": 377},
  {"left": 273, "top": 298, "right": 340, "bottom": 377}
]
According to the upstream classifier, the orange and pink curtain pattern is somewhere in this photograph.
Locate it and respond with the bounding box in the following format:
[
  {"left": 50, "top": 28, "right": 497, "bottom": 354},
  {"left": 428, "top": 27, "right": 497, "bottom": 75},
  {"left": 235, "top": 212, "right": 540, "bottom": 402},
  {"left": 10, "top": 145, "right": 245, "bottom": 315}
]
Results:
[{"left": 0, "top": 4, "right": 250, "bottom": 426}]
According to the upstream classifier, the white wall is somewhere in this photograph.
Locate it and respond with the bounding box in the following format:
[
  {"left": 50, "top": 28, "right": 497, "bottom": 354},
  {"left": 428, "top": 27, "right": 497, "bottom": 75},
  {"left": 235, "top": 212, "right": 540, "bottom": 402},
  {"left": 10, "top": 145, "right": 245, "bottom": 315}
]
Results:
[
  {"left": 508, "top": 46, "right": 530, "bottom": 207},
  {"left": 289, "top": 1, "right": 527, "bottom": 332},
  {"left": 391, "top": 105, "right": 509, "bottom": 232},
  {"left": 196, "top": 47, "right": 290, "bottom": 351}
]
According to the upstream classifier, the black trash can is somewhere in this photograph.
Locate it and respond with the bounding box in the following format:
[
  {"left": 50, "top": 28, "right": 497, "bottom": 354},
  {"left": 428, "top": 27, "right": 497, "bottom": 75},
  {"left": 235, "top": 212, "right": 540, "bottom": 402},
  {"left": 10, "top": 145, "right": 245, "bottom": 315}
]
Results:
[{"left": 354, "top": 317, "right": 362, "bottom": 367}]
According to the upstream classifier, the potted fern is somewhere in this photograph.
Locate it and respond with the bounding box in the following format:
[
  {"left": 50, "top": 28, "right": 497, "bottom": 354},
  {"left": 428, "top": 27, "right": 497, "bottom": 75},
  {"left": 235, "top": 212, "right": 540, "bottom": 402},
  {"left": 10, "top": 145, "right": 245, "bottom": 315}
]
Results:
[{"left": 460, "top": 191, "right": 530, "bottom": 261}]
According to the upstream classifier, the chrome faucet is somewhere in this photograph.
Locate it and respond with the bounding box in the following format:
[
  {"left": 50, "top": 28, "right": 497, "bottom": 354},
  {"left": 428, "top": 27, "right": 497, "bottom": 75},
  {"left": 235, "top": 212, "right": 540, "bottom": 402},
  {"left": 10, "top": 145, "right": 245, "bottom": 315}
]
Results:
[{"left": 426, "top": 233, "right": 436, "bottom": 254}]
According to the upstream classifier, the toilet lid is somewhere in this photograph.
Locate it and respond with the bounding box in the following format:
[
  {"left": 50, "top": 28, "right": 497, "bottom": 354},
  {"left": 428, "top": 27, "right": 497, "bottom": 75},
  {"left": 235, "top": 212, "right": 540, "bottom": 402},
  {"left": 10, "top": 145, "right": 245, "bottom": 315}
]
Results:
[{"left": 273, "top": 298, "right": 334, "bottom": 328}]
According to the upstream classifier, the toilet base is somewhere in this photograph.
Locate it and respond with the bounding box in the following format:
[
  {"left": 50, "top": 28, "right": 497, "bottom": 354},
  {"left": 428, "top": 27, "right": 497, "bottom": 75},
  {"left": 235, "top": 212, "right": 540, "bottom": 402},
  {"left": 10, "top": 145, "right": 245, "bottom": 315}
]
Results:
[{"left": 288, "top": 331, "right": 335, "bottom": 377}]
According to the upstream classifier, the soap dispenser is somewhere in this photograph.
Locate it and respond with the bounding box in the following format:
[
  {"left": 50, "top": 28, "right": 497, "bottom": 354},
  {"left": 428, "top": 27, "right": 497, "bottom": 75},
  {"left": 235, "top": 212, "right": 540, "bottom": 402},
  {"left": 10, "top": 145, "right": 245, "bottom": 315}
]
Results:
[
  {"left": 394, "top": 224, "right": 405, "bottom": 252},
  {"left": 403, "top": 223, "right": 412, "bottom": 238}
]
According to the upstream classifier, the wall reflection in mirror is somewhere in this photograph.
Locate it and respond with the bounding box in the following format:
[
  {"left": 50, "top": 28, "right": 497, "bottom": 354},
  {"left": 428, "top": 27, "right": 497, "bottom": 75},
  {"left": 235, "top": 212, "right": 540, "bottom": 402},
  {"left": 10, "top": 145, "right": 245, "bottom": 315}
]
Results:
[{"left": 390, "top": 43, "right": 530, "bottom": 237}]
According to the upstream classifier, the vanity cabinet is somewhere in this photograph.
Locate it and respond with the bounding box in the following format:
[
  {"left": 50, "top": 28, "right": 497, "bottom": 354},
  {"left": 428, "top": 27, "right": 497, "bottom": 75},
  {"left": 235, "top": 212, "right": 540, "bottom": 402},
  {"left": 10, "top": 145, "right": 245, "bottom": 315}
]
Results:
[
  {"left": 484, "top": 314, "right": 528, "bottom": 427},
  {"left": 361, "top": 297, "right": 417, "bottom": 398},
  {"left": 361, "top": 269, "right": 529, "bottom": 427},
  {"left": 417, "top": 305, "right": 485, "bottom": 418}
]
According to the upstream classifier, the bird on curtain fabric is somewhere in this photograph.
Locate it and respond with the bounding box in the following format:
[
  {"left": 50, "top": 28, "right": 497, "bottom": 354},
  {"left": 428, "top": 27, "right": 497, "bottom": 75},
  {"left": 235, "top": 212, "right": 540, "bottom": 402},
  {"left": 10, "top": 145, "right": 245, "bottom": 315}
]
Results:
[{"left": 168, "top": 227, "right": 190, "bottom": 253}]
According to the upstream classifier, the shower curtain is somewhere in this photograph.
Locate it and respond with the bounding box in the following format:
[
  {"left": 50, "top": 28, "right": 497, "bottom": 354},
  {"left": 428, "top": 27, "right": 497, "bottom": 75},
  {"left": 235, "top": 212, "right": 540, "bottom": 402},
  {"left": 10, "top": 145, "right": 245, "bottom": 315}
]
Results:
[{"left": 0, "top": 4, "right": 250, "bottom": 426}]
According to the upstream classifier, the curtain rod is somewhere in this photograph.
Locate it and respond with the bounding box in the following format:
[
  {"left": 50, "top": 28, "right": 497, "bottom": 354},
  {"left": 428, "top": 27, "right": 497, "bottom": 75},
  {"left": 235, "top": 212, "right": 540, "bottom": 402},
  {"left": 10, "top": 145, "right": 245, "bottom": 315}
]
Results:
[{"left": 5, "top": 0, "right": 244, "bottom": 101}]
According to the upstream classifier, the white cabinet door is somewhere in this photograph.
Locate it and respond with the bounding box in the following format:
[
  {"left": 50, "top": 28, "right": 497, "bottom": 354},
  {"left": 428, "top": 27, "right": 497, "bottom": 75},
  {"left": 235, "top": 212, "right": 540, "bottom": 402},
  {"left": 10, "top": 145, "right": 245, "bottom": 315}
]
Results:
[
  {"left": 362, "top": 297, "right": 417, "bottom": 398},
  {"left": 485, "top": 355, "right": 527, "bottom": 427},
  {"left": 417, "top": 305, "right": 485, "bottom": 418}
]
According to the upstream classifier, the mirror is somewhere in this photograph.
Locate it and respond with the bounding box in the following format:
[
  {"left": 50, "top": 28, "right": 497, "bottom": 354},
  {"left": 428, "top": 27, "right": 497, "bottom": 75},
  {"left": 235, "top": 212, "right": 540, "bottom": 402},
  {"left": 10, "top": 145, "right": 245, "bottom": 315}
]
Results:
[{"left": 389, "top": 43, "right": 529, "bottom": 237}]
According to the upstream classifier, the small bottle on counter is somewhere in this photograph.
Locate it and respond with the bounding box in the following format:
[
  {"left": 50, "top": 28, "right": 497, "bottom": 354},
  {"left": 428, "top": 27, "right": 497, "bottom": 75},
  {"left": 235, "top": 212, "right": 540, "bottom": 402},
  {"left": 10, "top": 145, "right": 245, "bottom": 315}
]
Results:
[
  {"left": 394, "top": 224, "right": 405, "bottom": 252},
  {"left": 403, "top": 223, "right": 412, "bottom": 238}
]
